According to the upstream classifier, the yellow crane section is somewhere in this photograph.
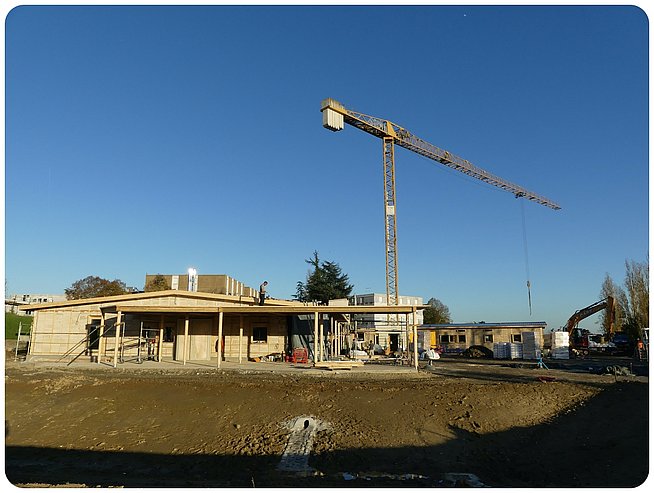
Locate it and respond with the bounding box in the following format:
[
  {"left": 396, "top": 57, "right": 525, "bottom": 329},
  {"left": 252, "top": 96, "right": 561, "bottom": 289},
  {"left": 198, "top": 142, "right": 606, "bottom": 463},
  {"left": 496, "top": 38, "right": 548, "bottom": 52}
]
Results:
[{"left": 321, "top": 98, "right": 560, "bottom": 307}]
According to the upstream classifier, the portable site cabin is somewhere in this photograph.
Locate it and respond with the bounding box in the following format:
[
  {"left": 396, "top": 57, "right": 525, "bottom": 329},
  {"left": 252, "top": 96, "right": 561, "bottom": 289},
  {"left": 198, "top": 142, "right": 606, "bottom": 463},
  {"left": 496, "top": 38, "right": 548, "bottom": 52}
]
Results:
[
  {"left": 418, "top": 322, "right": 546, "bottom": 354},
  {"left": 24, "top": 290, "right": 424, "bottom": 367}
]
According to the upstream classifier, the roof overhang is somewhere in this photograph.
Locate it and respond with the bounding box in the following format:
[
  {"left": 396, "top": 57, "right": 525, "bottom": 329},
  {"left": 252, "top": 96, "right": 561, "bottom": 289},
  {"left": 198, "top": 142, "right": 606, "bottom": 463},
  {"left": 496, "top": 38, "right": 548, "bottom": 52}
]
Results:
[{"left": 102, "top": 304, "right": 428, "bottom": 315}]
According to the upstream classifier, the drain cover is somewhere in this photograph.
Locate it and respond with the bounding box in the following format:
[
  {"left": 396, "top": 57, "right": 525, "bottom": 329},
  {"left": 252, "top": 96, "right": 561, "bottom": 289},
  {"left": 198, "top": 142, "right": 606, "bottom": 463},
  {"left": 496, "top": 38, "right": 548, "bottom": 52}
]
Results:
[{"left": 277, "top": 416, "right": 325, "bottom": 474}]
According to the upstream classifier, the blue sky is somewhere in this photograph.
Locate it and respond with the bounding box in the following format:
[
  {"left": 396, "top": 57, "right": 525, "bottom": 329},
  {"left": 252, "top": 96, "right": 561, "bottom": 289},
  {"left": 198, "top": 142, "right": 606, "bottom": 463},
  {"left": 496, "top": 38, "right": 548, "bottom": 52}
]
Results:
[{"left": 4, "top": 5, "right": 649, "bottom": 331}]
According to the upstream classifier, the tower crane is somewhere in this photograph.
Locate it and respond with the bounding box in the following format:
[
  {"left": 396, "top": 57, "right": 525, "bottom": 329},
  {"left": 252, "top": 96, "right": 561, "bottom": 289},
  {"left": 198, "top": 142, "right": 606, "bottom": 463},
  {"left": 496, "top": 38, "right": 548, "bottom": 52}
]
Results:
[{"left": 321, "top": 98, "right": 561, "bottom": 307}]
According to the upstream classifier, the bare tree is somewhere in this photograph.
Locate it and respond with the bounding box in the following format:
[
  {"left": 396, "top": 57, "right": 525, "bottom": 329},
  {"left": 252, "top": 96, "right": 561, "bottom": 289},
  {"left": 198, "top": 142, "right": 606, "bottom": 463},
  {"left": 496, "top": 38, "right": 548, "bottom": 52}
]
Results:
[
  {"left": 623, "top": 258, "right": 649, "bottom": 338},
  {"left": 599, "top": 274, "right": 628, "bottom": 336}
]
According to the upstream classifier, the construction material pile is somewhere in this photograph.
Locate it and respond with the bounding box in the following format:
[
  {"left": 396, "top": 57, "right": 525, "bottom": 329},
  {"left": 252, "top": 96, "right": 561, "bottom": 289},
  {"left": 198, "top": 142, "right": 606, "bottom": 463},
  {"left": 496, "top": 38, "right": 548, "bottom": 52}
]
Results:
[
  {"left": 493, "top": 342, "right": 523, "bottom": 359},
  {"left": 550, "top": 331, "right": 570, "bottom": 359},
  {"left": 522, "top": 332, "right": 541, "bottom": 360}
]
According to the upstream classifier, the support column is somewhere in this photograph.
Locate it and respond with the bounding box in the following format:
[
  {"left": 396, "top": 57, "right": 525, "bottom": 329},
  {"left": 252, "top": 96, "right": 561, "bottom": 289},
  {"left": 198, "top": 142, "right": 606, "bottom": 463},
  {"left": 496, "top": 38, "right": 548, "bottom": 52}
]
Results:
[
  {"left": 98, "top": 313, "right": 105, "bottom": 365},
  {"left": 113, "top": 311, "right": 122, "bottom": 368},
  {"left": 183, "top": 316, "right": 189, "bottom": 366},
  {"left": 313, "top": 311, "right": 319, "bottom": 364},
  {"left": 330, "top": 317, "right": 335, "bottom": 359},
  {"left": 217, "top": 311, "right": 224, "bottom": 369},
  {"left": 239, "top": 315, "right": 244, "bottom": 364},
  {"left": 158, "top": 315, "right": 164, "bottom": 363},
  {"left": 413, "top": 306, "right": 418, "bottom": 371},
  {"left": 319, "top": 314, "right": 324, "bottom": 362}
]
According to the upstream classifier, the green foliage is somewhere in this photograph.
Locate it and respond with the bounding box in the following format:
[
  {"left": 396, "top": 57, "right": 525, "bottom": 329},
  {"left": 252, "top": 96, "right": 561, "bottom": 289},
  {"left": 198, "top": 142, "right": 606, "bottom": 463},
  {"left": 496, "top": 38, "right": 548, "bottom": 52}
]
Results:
[
  {"left": 145, "top": 274, "right": 170, "bottom": 292},
  {"left": 294, "top": 251, "right": 354, "bottom": 304},
  {"left": 423, "top": 298, "right": 452, "bottom": 324},
  {"left": 5, "top": 312, "right": 33, "bottom": 340},
  {"left": 65, "top": 275, "right": 135, "bottom": 300}
]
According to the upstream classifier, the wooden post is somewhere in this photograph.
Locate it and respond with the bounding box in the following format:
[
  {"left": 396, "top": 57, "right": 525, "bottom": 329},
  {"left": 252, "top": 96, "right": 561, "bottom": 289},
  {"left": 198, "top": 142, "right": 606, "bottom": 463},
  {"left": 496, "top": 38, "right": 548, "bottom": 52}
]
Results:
[
  {"left": 98, "top": 313, "right": 105, "bottom": 365},
  {"left": 27, "top": 312, "right": 38, "bottom": 358},
  {"left": 319, "top": 314, "right": 324, "bottom": 362},
  {"left": 336, "top": 322, "right": 343, "bottom": 357},
  {"left": 15, "top": 322, "right": 21, "bottom": 361},
  {"left": 330, "top": 317, "right": 335, "bottom": 359},
  {"left": 158, "top": 315, "right": 164, "bottom": 363},
  {"left": 238, "top": 315, "right": 244, "bottom": 364},
  {"left": 113, "top": 311, "right": 122, "bottom": 368},
  {"left": 217, "top": 311, "right": 224, "bottom": 369},
  {"left": 313, "top": 311, "right": 319, "bottom": 364},
  {"left": 413, "top": 306, "right": 418, "bottom": 370},
  {"left": 183, "top": 316, "right": 189, "bottom": 365}
]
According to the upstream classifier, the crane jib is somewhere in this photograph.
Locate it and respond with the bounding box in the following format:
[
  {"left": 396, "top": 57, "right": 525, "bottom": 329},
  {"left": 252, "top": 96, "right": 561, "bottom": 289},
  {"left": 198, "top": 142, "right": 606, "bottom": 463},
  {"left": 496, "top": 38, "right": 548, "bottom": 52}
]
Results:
[{"left": 321, "top": 98, "right": 561, "bottom": 210}]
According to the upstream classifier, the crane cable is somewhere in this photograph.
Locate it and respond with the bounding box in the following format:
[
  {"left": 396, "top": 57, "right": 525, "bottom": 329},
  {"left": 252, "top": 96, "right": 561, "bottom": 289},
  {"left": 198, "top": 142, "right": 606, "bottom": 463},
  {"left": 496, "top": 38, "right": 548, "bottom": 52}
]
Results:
[{"left": 518, "top": 196, "right": 532, "bottom": 316}]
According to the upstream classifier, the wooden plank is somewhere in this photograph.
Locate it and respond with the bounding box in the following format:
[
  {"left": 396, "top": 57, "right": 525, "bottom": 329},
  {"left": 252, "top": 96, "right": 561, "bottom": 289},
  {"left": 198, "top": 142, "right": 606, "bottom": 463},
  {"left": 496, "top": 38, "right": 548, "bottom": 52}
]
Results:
[{"left": 314, "top": 361, "right": 364, "bottom": 370}]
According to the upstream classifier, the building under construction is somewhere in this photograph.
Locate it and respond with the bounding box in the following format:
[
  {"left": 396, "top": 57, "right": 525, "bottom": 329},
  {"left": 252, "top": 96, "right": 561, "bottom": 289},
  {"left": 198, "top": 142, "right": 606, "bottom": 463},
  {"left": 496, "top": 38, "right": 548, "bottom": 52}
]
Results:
[{"left": 24, "top": 281, "right": 424, "bottom": 368}]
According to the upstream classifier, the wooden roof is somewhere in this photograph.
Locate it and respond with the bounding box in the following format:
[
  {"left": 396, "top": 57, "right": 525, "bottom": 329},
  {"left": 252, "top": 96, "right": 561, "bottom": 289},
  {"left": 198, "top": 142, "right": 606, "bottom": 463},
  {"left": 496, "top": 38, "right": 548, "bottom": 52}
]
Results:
[
  {"left": 24, "top": 289, "right": 425, "bottom": 316},
  {"left": 102, "top": 304, "right": 425, "bottom": 315},
  {"left": 21, "top": 290, "right": 281, "bottom": 311}
]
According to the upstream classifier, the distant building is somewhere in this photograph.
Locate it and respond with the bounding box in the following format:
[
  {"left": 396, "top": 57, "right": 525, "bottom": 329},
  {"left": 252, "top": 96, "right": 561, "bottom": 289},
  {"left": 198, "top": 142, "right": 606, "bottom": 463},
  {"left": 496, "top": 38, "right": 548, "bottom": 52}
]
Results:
[
  {"left": 5, "top": 294, "right": 67, "bottom": 316},
  {"left": 419, "top": 322, "right": 547, "bottom": 354},
  {"left": 349, "top": 293, "right": 424, "bottom": 352},
  {"left": 144, "top": 273, "right": 259, "bottom": 298}
]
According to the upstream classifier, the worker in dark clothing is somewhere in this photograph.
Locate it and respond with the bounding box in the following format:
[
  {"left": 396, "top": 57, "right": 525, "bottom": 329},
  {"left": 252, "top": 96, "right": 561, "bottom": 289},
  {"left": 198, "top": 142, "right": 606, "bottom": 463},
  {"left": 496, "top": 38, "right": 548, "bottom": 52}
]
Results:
[{"left": 259, "top": 281, "right": 268, "bottom": 306}]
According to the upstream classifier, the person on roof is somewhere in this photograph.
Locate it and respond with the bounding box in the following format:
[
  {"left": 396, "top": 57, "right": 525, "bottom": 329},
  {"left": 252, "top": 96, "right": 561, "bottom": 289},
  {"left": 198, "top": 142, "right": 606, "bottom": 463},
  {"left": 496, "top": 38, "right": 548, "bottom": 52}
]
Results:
[{"left": 259, "top": 281, "right": 268, "bottom": 306}]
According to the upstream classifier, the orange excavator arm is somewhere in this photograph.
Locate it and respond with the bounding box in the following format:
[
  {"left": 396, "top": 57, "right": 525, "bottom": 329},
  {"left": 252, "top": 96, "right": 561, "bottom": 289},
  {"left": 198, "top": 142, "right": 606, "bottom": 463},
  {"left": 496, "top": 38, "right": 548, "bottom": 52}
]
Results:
[{"left": 565, "top": 296, "right": 615, "bottom": 334}]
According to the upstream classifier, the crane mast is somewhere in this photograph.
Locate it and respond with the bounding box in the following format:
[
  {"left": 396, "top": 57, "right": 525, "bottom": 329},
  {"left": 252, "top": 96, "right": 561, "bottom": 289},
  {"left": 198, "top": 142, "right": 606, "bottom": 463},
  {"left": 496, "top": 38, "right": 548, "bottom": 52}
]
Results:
[{"left": 321, "top": 98, "right": 561, "bottom": 307}]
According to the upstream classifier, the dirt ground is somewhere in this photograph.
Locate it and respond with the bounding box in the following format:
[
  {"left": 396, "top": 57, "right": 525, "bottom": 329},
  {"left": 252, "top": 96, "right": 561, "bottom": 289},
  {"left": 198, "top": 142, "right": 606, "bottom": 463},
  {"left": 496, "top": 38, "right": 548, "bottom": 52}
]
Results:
[{"left": 3, "top": 355, "right": 649, "bottom": 488}]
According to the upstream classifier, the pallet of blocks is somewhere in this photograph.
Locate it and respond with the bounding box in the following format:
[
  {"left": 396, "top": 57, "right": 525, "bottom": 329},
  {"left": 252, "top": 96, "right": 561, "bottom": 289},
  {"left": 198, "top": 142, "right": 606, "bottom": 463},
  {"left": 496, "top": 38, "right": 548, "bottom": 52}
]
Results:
[
  {"left": 550, "top": 331, "right": 570, "bottom": 359},
  {"left": 493, "top": 342, "right": 510, "bottom": 359},
  {"left": 522, "top": 332, "right": 540, "bottom": 360},
  {"left": 509, "top": 342, "right": 523, "bottom": 359}
]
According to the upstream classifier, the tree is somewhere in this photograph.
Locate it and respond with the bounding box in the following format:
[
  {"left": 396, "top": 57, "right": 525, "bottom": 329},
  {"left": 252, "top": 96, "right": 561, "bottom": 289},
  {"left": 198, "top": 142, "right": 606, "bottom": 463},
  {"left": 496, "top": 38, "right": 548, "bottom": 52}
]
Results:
[
  {"left": 294, "top": 251, "right": 354, "bottom": 304},
  {"left": 423, "top": 298, "right": 452, "bottom": 324},
  {"left": 65, "top": 276, "right": 134, "bottom": 300},
  {"left": 599, "top": 273, "right": 628, "bottom": 335},
  {"left": 623, "top": 258, "right": 649, "bottom": 339},
  {"left": 145, "top": 274, "right": 170, "bottom": 292}
]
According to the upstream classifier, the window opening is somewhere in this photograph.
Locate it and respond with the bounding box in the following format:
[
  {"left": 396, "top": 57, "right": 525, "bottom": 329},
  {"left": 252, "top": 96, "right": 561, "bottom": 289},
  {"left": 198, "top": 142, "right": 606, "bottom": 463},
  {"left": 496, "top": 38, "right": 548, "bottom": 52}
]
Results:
[{"left": 253, "top": 327, "right": 268, "bottom": 343}]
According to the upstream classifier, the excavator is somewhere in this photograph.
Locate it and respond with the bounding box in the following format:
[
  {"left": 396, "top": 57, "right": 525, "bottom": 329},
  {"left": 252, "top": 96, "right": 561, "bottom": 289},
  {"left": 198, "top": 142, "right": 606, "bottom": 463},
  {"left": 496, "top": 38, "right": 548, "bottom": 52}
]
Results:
[{"left": 564, "top": 297, "right": 615, "bottom": 357}]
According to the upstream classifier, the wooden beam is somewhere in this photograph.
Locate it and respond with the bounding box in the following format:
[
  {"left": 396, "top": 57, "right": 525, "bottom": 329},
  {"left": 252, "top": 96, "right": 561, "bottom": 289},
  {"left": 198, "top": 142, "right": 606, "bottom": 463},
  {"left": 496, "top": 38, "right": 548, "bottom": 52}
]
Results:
[
  {"left": 98, "top": 312, "right": 105, "bottom": 365},
  {"left": 113, "top": 311, "right": 122, "bottom": 368},
  {"left": 319, "top": 315, "right": 324, "bottom": 362},
  {"left": 183, "top": 316, "right": 189, "bottom": 366},
  {"left": 238, "top": 315, "right": 244, "bottom": 364},
  {"left": 313, "top": 311, "right": 319, "bottom": 364},
  {"left": 217, "top": 312, "right": 224, "bottom": 369},
  {"left": 107, "top": 304, "right": 426, "bottom": 315},
  {"left": 158, "top": 314, "right": 164, "bottom": 363},
  {"left": 413, "top": 306, "right": 418, "bottom": 371}
]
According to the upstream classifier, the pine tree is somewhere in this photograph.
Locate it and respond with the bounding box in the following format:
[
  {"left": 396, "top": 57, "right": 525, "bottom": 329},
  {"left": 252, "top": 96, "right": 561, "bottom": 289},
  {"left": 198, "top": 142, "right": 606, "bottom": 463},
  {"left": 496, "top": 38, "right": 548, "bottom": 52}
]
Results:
[{"left": 294, "top": 251, "right": 353, "bottom": 304}]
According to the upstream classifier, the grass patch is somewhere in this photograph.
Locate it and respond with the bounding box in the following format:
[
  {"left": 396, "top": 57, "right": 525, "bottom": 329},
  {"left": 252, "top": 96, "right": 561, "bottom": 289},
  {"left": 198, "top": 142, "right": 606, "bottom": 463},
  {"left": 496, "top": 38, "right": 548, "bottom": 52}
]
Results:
[{"left": 5, "top": 312, "right": 33, "bottom": 340}]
